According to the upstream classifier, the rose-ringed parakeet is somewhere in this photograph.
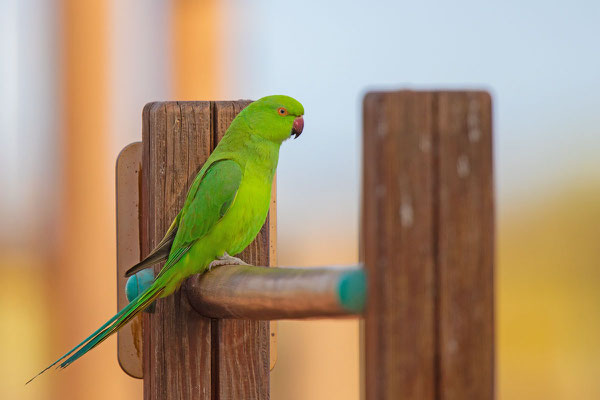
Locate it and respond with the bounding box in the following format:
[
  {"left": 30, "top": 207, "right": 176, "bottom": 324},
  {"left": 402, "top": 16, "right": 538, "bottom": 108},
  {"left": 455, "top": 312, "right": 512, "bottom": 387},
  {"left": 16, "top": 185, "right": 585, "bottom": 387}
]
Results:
[{"left": 28, "top": 95, "right": 304, "bottom": 383}]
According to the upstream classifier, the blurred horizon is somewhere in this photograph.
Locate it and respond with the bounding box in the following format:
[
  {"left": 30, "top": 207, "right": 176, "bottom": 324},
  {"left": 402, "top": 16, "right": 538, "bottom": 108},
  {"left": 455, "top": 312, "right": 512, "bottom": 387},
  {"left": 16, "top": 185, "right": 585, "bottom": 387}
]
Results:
[{"left": 2, "top": 1, "right": 599, "bottom": 399}]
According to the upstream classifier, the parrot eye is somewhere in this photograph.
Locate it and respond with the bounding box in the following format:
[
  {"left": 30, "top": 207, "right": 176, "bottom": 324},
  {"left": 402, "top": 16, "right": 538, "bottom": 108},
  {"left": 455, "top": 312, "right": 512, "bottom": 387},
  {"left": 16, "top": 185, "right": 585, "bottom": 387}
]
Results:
[{"left": 277, "top": 107, "right": 288, "bottom": 116}]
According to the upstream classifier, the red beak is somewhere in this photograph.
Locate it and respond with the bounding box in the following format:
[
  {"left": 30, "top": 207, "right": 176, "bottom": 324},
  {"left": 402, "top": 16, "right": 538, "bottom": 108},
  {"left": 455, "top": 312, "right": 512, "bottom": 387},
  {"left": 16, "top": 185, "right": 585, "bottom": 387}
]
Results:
[{"left": 292, "top": 116, "right": 304, "bottom": 139}]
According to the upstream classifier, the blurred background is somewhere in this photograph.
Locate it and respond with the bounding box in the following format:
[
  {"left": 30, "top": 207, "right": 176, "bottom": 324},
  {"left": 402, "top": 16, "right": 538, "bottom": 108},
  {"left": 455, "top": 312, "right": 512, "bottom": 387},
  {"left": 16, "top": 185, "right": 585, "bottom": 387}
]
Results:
[{"left": 1, "top": 0, "right": 599, "bottom": 399}]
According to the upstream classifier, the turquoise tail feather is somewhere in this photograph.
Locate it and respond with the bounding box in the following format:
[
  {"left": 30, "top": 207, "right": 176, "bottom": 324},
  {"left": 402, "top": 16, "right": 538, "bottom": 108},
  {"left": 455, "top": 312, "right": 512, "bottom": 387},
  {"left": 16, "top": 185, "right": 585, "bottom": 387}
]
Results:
[{"left": 26, "top": 277, "right": 166, "bottom": 384}]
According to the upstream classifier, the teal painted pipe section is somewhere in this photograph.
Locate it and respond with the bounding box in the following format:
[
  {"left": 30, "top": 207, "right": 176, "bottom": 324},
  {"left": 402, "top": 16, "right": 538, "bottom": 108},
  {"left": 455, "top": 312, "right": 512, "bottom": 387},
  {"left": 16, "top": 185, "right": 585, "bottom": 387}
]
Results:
[
  {"left": 337, "top": 268, "right": 366, "bottom": 313},
  {"left": 125, "top": 268, "right": 155, "bottom": 302}
]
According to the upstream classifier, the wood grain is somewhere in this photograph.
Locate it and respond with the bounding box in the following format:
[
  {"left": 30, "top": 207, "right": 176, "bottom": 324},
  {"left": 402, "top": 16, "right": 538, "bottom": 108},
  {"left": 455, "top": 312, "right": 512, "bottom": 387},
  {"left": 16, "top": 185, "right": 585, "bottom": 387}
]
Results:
[
  {"left": 141, "top": 100, "right": 272, "bottom": 400},
  {"left": 363, "top": 91, "right": 436, "bottom": 400},
  {"left": 436, "top": 92, "right": 494, "bottom": 400},
  {"left": 362, "top": 90, "right": 494, "bottom": 400},
  {"left": 186, "top": 265, "right": 364, "bottom": 319},
  {"left": 213, "top": 101, "right": 271, "bottom": 400},
  {"left": 142, "top": 102, "right": 213, "bottom": 400},
  {"left": 116, "top": 142, "right": 144, "bottom": 378}
]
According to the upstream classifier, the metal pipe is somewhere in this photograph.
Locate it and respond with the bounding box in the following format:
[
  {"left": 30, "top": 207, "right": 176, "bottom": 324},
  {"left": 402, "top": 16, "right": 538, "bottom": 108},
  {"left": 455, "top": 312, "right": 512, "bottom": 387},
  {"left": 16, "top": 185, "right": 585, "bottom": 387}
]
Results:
[{"left": 185, "top": 264, "right": 366, "bottom": 320}]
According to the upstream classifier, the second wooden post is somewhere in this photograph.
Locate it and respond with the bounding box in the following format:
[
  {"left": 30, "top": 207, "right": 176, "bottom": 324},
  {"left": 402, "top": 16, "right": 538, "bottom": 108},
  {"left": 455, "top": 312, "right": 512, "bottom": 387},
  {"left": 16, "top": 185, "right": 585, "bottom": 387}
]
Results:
[{"left": 363, "top": 90, "right": 494, "bottom": 400}]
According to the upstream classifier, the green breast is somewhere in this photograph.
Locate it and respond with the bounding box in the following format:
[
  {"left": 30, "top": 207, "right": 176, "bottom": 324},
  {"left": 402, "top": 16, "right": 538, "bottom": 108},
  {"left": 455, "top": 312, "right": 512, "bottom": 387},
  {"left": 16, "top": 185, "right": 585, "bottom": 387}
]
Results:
[{"left": 224, "top": 165, "right": 273, "bottom": 256}]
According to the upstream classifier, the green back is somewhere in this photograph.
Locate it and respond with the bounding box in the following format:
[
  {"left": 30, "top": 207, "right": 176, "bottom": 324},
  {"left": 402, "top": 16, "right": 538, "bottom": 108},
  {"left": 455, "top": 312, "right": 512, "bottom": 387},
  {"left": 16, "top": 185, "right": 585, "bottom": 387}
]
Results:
[{"left": 156, "top": 159, "right": 242, "bottom": 279}]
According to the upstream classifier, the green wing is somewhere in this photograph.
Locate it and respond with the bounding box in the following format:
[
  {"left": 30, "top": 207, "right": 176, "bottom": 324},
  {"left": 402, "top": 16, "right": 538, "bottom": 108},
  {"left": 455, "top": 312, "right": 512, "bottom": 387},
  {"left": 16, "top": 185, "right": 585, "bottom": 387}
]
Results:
[
  {"left": 156, "top": 159, "right": 243, "bottom": 279},
  {"left": 124, "top": 212, "right": 181, "bottom": 277}
]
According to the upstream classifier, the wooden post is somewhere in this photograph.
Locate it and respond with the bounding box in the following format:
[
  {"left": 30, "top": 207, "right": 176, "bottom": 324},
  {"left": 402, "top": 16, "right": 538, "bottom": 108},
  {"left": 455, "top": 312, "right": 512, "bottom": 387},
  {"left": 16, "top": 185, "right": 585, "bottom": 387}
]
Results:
[
  {"left": 140, "top": 101, "right": 271, "bottom": 400},
  {"left": 436, "top": 92, "right": 494, "bottom": 399},
  {"left": 363, "top": 91, "right": 437, "bottom": 400},
  {"left": 212, "top": 101, "right": 271, "bottom": 399},
  {"left": 363, "top": 90, "right": 494, "bottom": 400},
  {"left": 116, "top": 142, "right": 144, "bottom": 378}
]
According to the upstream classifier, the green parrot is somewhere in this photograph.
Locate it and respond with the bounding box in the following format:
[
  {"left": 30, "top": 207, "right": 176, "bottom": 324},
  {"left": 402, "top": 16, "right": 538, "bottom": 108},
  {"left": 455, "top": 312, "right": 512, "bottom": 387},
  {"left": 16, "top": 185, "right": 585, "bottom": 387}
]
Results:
[{"left": 28, "top": 95, "right": 304, "bottom": 383}]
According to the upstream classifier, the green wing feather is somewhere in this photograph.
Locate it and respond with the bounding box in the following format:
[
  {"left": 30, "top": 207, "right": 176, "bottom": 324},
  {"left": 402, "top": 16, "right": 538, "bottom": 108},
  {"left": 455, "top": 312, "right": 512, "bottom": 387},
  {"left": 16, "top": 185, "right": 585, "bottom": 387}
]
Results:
[
  {"left": 177, "top": 159, "right": 242, "bottom": 244},
  {"left": 126, "top": 158, "right": 242, "bottom": 278},
  {"left": 124, "top": 212, "right": 181, "bottom": 277},
  {"left": 26, "top": 281, "right": 164, "bottom": 384},
  {"left": 155, "top": 159, "right": 242, "bottom": 280}
]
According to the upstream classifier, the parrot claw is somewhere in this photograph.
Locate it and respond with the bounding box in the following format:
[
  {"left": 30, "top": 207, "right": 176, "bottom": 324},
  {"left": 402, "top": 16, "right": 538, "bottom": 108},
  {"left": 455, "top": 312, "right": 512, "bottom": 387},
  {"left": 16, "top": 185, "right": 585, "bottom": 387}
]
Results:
[{"left": 207, "top": 253, "right": 249, "bottom": 271}]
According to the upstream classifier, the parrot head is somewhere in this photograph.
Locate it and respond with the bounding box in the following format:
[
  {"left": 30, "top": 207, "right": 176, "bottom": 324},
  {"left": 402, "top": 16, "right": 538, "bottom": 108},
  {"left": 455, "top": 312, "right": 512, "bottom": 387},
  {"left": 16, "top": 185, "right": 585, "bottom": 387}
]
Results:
[{"left": 242, "top": 95, "right": 304, "bottom": 143}]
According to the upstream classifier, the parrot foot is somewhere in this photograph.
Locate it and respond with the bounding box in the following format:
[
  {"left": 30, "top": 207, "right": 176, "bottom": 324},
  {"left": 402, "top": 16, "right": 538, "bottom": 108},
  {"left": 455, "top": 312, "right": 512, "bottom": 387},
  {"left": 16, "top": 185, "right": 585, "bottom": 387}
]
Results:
[{"left": 208, "top": 253, "right": 249, "bottom": 270}]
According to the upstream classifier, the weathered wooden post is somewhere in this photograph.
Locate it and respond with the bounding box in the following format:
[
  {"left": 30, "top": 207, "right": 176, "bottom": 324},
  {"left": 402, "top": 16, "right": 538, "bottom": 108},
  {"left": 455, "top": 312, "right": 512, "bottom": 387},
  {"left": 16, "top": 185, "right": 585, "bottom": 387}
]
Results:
[
  {"left": 363, "top": 90, "right": 494, "bottom": 400},
  {"left": 141, "top": 101, "right": 271, "bottom": 399}
]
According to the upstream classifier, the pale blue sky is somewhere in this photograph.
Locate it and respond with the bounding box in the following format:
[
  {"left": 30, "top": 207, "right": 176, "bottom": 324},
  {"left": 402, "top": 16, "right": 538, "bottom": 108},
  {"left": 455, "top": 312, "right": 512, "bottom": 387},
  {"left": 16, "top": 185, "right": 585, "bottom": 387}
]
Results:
[
  {"left": 215, "top": 0, "right": 600, "bottom": 255},
  {"left": 2, "top": 0, "right": 599, "bottom": 249}
]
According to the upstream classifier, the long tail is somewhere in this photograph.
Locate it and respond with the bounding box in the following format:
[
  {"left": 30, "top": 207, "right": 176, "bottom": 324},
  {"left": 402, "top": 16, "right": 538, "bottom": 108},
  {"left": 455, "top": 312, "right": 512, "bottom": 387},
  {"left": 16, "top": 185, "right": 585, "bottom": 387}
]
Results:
[{"left": 26, "top": 275, "right": 167, "bottom": 384}]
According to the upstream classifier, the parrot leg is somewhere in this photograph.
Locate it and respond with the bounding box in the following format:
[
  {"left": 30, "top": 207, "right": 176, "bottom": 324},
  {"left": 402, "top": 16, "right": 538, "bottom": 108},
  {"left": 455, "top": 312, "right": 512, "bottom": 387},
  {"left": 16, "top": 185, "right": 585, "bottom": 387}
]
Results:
[{"left": 208, "top": 253, "right": 249, "bottom": 270}]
